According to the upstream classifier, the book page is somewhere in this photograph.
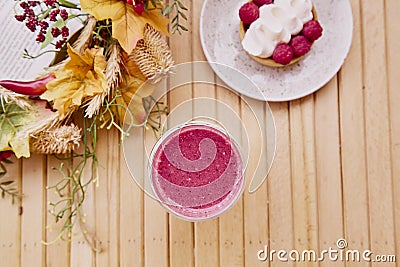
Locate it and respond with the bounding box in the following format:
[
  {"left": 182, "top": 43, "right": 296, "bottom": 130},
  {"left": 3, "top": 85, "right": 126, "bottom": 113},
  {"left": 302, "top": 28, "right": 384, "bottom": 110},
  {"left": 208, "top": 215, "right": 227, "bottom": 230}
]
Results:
[{"left": 0, "top": 0, "right": 82, "bottom": 80}]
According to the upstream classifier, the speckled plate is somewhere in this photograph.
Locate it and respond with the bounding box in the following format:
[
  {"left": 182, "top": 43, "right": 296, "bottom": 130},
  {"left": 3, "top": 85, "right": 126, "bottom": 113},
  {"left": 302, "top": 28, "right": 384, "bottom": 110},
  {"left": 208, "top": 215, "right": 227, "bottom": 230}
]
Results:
[{"left": 200, "top": 0, "right": 353, "bottom": 101}]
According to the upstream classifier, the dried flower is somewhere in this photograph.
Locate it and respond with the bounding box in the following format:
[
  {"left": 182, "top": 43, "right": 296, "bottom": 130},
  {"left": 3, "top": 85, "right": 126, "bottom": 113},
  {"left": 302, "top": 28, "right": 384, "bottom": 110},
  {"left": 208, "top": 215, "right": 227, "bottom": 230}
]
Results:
[
  {"left": 131, "top": 24, "right": 174, "bottom": 82},
  {"left": 30, "top": 124, "right": 81, "bottom": 154}
]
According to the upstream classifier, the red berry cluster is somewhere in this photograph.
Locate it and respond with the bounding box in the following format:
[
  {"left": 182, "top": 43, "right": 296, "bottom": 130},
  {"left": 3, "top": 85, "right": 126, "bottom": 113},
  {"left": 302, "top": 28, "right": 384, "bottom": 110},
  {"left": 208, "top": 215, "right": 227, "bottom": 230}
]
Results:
[
  {"left": 239, "top": 0, "right": 323, "bottom": 65},
  {"left": 14, "top": 0, "right": 71, "bottom": 49},
  {"left": 125, "top": 0, "right": 146, "bottom": 15}
]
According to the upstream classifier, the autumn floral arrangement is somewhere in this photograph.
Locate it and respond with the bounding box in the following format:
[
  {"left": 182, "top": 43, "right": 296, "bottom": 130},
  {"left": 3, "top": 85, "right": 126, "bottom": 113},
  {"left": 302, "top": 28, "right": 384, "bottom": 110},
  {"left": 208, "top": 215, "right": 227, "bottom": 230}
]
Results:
[{"left": 0, "top": 0, "right": 187, "bottom": 248}]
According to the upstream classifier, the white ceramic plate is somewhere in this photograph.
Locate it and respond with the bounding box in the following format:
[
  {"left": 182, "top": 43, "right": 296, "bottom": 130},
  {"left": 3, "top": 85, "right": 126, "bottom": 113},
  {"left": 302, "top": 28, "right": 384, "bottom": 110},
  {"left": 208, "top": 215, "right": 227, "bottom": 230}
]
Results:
[{"left": 200, "top": 0, "right": 353, "bottom": 101}]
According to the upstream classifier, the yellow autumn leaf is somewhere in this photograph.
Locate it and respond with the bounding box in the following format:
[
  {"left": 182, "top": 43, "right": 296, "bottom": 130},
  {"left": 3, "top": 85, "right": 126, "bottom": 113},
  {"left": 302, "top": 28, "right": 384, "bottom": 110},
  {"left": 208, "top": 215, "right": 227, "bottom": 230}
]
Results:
[
  {"left": 41, "top": 44, "right": 107, "bottom": 117},
  {"left": 80, "top": 0, "right": 169, "bottom": 53}
]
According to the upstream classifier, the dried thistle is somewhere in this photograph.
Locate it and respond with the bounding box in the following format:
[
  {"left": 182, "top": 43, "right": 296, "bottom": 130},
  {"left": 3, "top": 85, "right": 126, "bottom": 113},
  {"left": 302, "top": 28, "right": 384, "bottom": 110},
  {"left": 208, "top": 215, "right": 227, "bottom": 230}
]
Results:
[
  {"left": 131, "top": 24, "right": 174, "bottom": 82},
  {"left": 30, "top": 124, "right": 81, "bottom": 154},
  {"left": 0, "top": 86, "right": 31, "bottom": 110},
  {"left": 73, "top": 16, "right": 97, "bottom": 54}
]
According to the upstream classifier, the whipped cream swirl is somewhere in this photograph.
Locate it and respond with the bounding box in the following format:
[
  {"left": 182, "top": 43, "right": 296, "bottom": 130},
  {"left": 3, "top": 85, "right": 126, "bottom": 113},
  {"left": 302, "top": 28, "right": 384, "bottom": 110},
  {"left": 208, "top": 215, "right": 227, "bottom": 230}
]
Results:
[{"left": 242, "top": 0, "right": 313, "bottom": 58}]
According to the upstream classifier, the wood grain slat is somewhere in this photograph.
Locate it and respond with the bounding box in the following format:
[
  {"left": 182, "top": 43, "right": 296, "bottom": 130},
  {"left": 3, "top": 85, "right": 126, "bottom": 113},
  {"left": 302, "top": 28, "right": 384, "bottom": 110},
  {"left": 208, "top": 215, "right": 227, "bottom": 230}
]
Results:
[
  {"left": 46, "top": 156, "right": 71, "bottom": 267},
  {"left": 143, "top": 128, "right": 169, "bottom": 267},
  {"left": 120, "top": 127, "right": 144, "bottom": 267},
  {"left": 360, "top": 1, "right": 396, "bottom": 265},
  {"left": 0, "top": 157, "right": 21, "bottom": 267},
  {"left": 216, "top": 82, "right": 244, "bottom": 267},
  {"left": 268, "top": 102, "right": 294, "bottom": 267},
  {"left": 94, "top": 129, "right": 120, "bottom": 267},
  {"left": 384, "top": 0, "right": 400, "bottom": 263},
  {"left": 107, "top": 129, "right": 121, "bottom": 267},
  {"left": 315, "top": 78, "right": 345, "bottom": 266},
  {"left": 21, "top": 155, "right": 45, "bottom": 267},
  {"left": 289, "top": 96, "right": 319, "bottom": 267},
  {"left": 70, "top": 120, "right": 96, "bottom": 267},
  {"left": 339, "top": 1, "right": 370, "bottom": 265},
  {"left": 143, "top": 74, "right": 168, "bottom": 267},
  {"left": 242, "top": 97, "right": 269, "bottom": 267}
]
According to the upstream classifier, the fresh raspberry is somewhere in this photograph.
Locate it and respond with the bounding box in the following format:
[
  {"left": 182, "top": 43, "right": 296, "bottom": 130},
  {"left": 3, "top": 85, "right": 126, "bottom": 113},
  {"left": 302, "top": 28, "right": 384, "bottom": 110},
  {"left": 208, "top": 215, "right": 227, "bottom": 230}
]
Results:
[
  {"left": 239, "top": 2, "right": 259, "bottom": 25},
  {"left": 60, "top": 9, "right": 69, "bottom": 20},
  {"left": 133, "top": 3, "right": 145, "bottom": 15},
  {"left": 253, "top": 0, "right": 273, "bottom": 7},
  {"left": 272, "top": 43, "right": 294, "bottom": 65},
  {"left": 302, "top": 20, "right": 323, "bottom": 42},
  {"left": 126, "top": 0, "right": 133, "bottom": 5},
  {"left": 290, "top": 36, "right": 311, "bottom": 57}
]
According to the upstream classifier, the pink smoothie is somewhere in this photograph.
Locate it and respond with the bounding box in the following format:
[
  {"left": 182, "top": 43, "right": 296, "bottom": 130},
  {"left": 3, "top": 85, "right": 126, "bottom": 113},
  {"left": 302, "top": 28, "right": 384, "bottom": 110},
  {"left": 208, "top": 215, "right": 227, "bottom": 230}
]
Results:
[{"left": 150, "top": 123, "right": 244, "bottom": 220}]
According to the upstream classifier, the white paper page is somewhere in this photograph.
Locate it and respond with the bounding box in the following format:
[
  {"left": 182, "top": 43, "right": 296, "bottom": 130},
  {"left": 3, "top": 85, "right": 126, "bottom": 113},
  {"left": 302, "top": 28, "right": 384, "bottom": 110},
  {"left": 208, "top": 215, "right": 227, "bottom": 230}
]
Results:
[{"left": 0, "top": 0, "right": 82, "bottom": 80}]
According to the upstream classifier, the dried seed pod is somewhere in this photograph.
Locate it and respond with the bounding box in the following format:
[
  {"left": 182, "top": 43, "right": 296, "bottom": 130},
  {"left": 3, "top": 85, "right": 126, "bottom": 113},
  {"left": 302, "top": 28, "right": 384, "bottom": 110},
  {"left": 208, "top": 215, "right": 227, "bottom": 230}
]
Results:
[
  {"left": 131, "top": 23, "right": 174, "bottom": 82},
  {"left": 30, "top": 124, "right": 81, "bottom": 154}
]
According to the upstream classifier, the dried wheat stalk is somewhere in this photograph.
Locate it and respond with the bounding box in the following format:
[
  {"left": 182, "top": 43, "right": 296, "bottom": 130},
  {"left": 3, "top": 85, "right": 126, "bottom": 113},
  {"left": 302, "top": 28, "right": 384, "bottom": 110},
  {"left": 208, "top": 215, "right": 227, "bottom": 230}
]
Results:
[{"left": 74, "top": 16, "right": 97, "bottom": 54}]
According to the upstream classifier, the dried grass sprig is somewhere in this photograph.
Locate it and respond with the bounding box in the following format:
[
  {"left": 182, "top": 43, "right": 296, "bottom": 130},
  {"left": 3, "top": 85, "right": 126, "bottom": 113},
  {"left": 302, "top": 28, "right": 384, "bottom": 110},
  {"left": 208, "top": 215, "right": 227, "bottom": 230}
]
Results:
[
  {"left": 30, "top": 124, "right": 81, "bottom": 154},
  {"left": 74, "top": 16, "right": 97, "bottom": 54},
  {"left": 84, "top": 93, "right": 106, "bottom": 118},
  {"left": 0, "top": 86, "right": 31, "bottom": 110},
  {"left": 131, "top": 24, "right": 174, "bottom": 82},
  {"left": 106, "top": 43, "right": 122, "bottom": 90}
]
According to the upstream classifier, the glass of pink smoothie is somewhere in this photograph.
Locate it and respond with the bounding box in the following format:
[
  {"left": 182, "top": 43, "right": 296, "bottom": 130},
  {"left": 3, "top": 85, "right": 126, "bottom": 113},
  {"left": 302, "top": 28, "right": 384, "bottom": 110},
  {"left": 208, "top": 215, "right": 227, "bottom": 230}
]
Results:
[{"left": 149, "top": 122, "right": 244, "bottom": 221}]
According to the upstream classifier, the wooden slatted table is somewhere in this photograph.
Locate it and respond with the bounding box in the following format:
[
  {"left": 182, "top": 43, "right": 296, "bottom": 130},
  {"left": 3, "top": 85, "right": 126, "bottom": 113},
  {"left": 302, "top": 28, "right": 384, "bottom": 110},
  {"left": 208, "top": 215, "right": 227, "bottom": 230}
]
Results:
[{"left": 0, "top": 0, "right": 399, "bottom": 266}]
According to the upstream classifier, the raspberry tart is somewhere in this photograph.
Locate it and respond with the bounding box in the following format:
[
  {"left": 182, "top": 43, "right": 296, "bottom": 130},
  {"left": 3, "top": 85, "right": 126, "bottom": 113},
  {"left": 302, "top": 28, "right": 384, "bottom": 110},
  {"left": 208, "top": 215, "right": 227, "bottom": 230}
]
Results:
[{"left": 239, "top": 0, "right": 323, "bottom": 67}]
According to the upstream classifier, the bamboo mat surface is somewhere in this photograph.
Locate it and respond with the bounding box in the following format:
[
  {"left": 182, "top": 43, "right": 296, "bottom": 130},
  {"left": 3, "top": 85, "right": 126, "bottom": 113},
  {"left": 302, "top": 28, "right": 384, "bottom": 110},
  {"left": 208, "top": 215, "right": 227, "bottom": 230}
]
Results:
[{"left": 0, "top": 0, "right": 399, "bottom": 266}]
